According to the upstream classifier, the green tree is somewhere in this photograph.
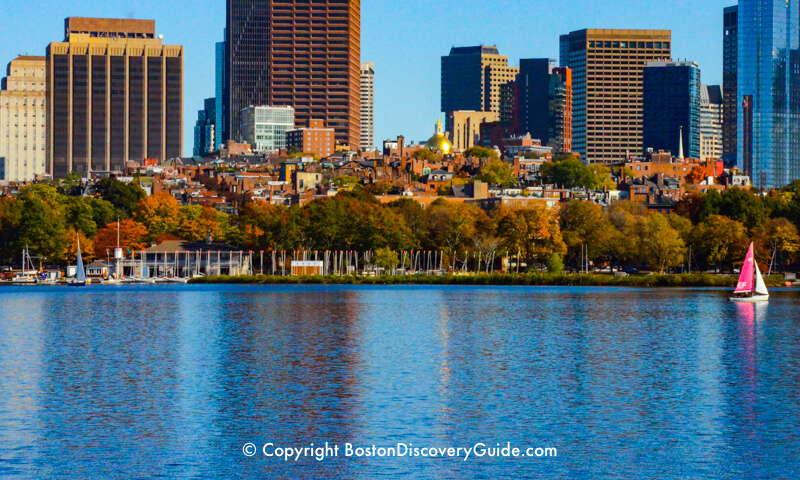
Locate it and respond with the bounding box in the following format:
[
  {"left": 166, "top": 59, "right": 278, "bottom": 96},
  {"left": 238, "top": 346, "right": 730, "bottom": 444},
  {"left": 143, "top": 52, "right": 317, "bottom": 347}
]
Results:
[
  {"left": 587, "top": 164, "right": 616, "bottom": 190},
  {"left": 690, "top": 215, "right": 748, "bottom": 272},
  {"left": 51, "top": 171, "right": 83, "bottom": 195},
  {"left": 411, "top": 149, "right": 441, "bottom": 162},
  {"left": 756, "top": 217, "right": 800, "bottom": 271},
  {"left": 674, "top": 191, "right": 707, "bottom": 224},
  {"left": 14, "top": 185, "right": 68, "bottom": 262},
  {"left": 560, "top": 200, "right": 615, "bottom": 269},
  {"left": 365, "top": 181, "right": 393, "bottom": 196},
  {"left": 463, "top": 146, "right": 499, "bottom": 160},
  {"left": 426, "top": 199, "right": 489, "bottom": 263},
  {"left": 373, "top": 247, "right": 399, "bottom": 273},
  {"left": 386, "top": 198, "right": 427, "bottom": 249},
  {"left": 719, "top": 187, "right": 768, "bottom": 231},
  {"left": 333, "top": 175, "right": 359, "bottom": 188},
  {"left": 636, "top": 212, "right": 686, "bottom": 273},
  {"left": 61, "top": 196, "right": 100, "bottom": 238},
  {"left": 604, "top": 202, "right": 646, "bottom": 268},
  {"left": 540, "top": 158, "right": 595, "bottom": 189},
  {"left": 0, "top": 196, "right": 21, "bottom": 263},
  {"left": 94, "top": 178, "right": 147, "bottom": 217},
  {"left": 546, "top": 252, "right": 564, "bottom": 273},
  {"left": 476, "top": 159, "right": 517, "bottom": 186}
]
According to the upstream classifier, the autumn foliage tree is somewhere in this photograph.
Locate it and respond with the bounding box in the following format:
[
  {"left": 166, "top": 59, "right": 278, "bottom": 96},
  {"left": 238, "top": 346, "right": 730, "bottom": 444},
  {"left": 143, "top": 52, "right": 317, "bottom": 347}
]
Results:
[
  {"left": 61, "top": 228, "right": 95, "bottom": 264},
  {"left": 685, "top": 163, "right": 716, "bottom": 185},
  {"left": 133, "top": 192, "right": 180, "bottom": 238},
  {"left": 177, "top": 205, "right": 232, "bottom": 242},
  {"left": 496, "top": 204, "right": 566, "bottom": 267},
  {"left": 92, "top": 219, "right": 149, "bottom": 258}
]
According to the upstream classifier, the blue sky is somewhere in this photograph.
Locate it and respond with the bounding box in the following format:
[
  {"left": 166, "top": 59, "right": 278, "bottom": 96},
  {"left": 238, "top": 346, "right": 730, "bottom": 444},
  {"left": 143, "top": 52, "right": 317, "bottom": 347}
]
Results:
[{"left": 1, "top": 0, "right": 734, "bottom": 154}]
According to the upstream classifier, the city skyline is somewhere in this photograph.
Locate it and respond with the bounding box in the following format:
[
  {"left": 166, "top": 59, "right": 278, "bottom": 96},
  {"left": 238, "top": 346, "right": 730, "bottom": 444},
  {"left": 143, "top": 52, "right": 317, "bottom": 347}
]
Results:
[{"left": 0, "top": 0, "right": 731, "bottom": 155}]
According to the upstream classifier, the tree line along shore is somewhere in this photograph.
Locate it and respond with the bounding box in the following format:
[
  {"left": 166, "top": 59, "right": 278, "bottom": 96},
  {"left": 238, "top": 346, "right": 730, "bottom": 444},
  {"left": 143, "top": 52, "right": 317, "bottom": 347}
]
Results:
[
  {"left": 2, "top": 176, "right": 800, "bottom": 277},
  {"left": 189, "top": 273, "right": 790, "bottom": 288}
]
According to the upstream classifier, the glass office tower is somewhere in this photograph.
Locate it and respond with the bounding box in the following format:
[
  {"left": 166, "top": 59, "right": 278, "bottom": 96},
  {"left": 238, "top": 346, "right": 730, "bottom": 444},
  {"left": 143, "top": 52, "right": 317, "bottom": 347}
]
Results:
[
  {"left": 643, "top": 61, "right": 701, "bottom": 159},
  {"left": 215, "top": 29, "right": 227, "bottom": 151},
  {"left": 738, "top": 0, "right": 800, "bottom": 189}
]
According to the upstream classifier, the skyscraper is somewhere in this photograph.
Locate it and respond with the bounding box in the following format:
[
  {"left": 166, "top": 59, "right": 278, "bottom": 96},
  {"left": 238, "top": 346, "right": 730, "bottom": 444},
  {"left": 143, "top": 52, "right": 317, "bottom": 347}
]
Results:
[
  {"left": 226, "top": 0, "right": 361, "bottom": 150},
  {"left": 559, "top": 29, "right": 671, "bottom": 164},
  {"left": 700, "top": 84, "right": 724, "bottom": 162},
  {"left": 194, "top": 98, "right": 216, "bottom": 156},
  {"left": 642, "top": 61, "right": 701, "bottom": 159},
  {"left": 723, "top": 6, "right": 737, "bottom": 165},
  {"left": 360, "top": 62, "right": 374, "bottom": 151},
  {"left": 737, "top": 0, "right": 800, "bottom": 189},
  {"left": 215, "top": 29, "right": 227, "bottom": 151},
  {"left": 517, "top": 58, "right": 573, "bottom": 153},
  {"left": 441, "top": 46, "right": 518, "bottom": 133},
  {"left": 46, "top": 17, "right": 183, "bottom": 178},
  {"left": 0, "top": 56, "right": 46, "bottom": 182}
]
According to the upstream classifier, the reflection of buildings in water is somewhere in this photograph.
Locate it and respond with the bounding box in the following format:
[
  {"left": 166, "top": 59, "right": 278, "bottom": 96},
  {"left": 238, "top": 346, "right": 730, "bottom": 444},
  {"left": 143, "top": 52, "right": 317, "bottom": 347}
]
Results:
[
  {"left": 232, "top": 289, "right": 363, "bottom": 444},
  {"left": 174, "top": 291, "right": 225, "bottom": 468},
  {"left": 0, "top": 296, "right": 45, "bottom": 466}
]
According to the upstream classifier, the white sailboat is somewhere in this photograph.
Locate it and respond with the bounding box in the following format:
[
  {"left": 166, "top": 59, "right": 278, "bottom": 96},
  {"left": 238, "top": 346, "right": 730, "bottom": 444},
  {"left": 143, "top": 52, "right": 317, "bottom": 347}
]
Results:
[
  {"left": 68, "top": 233, "right": 87, "bottom": 287},
  {"left": 730, "top": 242, "right": 768, "bottom": 302}
]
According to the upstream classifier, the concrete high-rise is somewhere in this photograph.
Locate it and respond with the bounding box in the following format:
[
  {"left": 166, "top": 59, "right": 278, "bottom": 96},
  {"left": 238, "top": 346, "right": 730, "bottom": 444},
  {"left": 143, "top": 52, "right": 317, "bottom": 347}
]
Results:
[
  {"left": 448, "top": 110, "right": 498, "bottom": 151},
  {"left": 0, "top": 56, "right": 46, "bottom": 182},
  {"left": 226, "top": 0, "right": 361, "bottom": 150},
  {"left": 559, "top": 29, "right": 671, "bottom": 164},
  {"left": 642, "top": 61, "right": 701, "bottom": 159},
  {"left": 46, "top": 18, "right": 183, "bottom": 178},
  {"left": 700, "top": 84, "right": 723, "bottom": 162},
  {"left": 441, "top": 46, "right": 518, "bottom": 133},
  {"left": 360, "top": 62, "right": 374, "bottom": 151},
  {"left": 723, "top": 6, "right": 737, "bottom": 165},
  {"left": 737, "top": 0, "right": 800, "bottom": 189},
  {"left": 517, "top": 59, "right": 573, "bottom": 154}
]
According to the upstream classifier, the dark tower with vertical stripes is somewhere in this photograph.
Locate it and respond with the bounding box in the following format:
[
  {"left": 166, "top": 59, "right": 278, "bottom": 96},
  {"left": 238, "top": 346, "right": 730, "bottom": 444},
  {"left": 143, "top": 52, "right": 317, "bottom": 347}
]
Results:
[{"left": 226, "top": 0, "right": 361, "bottom": 150}]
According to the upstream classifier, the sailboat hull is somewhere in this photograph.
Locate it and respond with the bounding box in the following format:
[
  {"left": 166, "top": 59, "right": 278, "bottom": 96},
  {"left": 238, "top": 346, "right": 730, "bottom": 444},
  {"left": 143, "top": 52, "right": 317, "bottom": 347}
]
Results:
[
  {"left": 67, "top": 281, "right": 86, "bottom": 287},
  {"left": 729, "top": 294, "right": 769, "bottom": 303}
]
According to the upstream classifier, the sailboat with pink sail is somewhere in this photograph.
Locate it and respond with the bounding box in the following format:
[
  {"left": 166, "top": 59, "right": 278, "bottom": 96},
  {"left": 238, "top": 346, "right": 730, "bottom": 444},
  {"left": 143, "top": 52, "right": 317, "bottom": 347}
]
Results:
[{"left": 730, "top": 242, "right": 769, "bottom": 302}]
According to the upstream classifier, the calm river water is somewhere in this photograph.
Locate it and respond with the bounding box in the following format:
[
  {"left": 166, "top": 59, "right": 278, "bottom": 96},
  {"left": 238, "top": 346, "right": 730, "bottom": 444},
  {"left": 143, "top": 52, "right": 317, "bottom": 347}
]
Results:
[{"left": 0, "top": 285, "right": 799, "bottom": 479}]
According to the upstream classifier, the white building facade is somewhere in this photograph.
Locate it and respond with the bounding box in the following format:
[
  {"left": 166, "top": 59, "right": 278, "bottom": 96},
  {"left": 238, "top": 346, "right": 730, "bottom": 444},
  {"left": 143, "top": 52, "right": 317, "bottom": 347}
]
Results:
[
  {"left": 699, "top": 84, "right": 723, "bottom": 162},
  {"left": 360, "top": 62, "right": 375, "bottom": 151},
  {"left": 0, "top": 56, "right": 46, "bottom": 182}
]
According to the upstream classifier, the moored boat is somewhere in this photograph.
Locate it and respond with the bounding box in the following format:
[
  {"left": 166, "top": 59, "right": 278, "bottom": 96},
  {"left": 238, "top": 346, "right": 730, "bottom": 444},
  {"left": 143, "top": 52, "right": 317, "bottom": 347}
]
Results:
[{"left": 68, "top": 234, "right": 87, "bottom": 287}]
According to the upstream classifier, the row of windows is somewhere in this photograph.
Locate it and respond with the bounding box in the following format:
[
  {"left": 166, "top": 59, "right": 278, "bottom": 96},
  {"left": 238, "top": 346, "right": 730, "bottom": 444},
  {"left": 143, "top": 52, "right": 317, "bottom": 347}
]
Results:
[{"left": 588, "top": 41, "right": 670, "bottom": 49}]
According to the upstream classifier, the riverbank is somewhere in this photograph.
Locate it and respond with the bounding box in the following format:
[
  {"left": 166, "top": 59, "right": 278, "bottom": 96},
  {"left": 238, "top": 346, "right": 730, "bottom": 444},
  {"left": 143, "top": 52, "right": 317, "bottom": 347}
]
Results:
[{"left": 188, "top": 272, "right": 790, "bottom": 287}]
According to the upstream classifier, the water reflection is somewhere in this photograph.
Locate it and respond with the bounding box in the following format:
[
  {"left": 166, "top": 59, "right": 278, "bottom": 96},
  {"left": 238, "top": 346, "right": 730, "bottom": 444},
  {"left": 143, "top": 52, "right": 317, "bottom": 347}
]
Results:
[{"left": 0, "top": 285, "right": 798, "bottom": 479}]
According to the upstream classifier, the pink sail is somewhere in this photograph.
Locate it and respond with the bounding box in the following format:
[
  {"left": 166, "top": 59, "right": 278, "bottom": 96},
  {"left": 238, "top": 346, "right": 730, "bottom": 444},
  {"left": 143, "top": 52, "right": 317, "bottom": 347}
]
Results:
[{"left": 735, "top": 243, "right": 755, "bottom": 293}]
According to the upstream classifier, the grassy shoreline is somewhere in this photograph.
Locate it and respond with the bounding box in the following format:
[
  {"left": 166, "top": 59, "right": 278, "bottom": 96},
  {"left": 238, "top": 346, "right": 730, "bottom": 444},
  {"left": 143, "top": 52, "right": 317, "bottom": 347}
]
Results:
[{"left": 188, "top": 273, "right": 789, "bottom": 288}]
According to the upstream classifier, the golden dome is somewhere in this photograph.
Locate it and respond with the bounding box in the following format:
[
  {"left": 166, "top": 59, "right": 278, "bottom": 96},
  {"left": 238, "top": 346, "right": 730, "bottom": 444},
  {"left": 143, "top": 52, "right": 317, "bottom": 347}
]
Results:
[
  {"left": 426, "top": 135, "right": 452, "bottom": 154},
  {"left": 425, "top": 117, "right": 452, "bottom": 154}
]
